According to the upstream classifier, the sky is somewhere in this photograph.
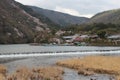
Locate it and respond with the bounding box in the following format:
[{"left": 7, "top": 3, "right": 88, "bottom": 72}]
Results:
[{"left": 15, "top": 0, "right": 120, "bottom": 18}]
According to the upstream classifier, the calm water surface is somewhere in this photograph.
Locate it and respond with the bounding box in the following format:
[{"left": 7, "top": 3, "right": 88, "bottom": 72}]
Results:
[{"left": 0, "top": 44, "right": 120, "bottom": 53}]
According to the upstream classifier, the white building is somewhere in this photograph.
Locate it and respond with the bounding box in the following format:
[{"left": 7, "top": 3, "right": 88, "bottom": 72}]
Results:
[{"left": 108, "top": 35, "right": 120, "bottom": 40}]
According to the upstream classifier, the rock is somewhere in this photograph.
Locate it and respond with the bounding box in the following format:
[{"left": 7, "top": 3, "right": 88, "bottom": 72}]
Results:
[{"left": 78, "top": 69, "right": 95, "bottom": 76}]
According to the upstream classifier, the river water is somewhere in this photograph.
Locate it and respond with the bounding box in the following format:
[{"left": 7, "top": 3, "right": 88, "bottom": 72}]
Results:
[
  {"left": 0, "top": 44, "right": 120, "bottom": 53},
  {"left": 0, "top": 44, "right": 119, "bottom": 80}
]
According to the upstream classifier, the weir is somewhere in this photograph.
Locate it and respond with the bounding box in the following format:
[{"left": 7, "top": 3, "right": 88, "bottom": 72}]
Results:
[{"left": 0, "top": 50, "right": 120, "bottom": 58}]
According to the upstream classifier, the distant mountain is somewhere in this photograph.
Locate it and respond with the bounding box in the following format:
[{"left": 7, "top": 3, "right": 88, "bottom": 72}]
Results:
[
  {"left": 16, "top": 3, "right": 60, "bottom": 29},
  {"left": 64, "top": 9, "right": 120, "bottom": 34},
  {"left": 28, "top": 6, "right": 90, "bottom": 27},
  {"left": 0, "top": 0, "right": 55, "bottom": 44},
  {"left": 85, "top": 9, "right": 120, "bottom": 34},
  {"left": 89, "top": 9, "right": 120, "bottom": 24}
]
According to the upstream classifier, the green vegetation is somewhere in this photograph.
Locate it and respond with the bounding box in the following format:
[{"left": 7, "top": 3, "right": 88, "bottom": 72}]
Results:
[
  {"left": 63, "top": 23, "right": 120, "bottom": 35},
  {"left": 90, "top": 9, "right": 120, "bottom": 24},
  {"left": 97, "top": 31, "right": 106, "bottom": 39}
]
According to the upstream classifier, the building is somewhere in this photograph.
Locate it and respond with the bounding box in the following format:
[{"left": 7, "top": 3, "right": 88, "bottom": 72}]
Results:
[
  {"left": 63, "top": 36, "right": 74, "bottom": 43},
  {"left": 107, "top": 35, "right": 120, "bottom": 45},
  {"left": 63, "top": 34, "right": 89, "bottom": 43},
  {"left": 107, "top": 35, "right": 120, "bottom": 40},
  {"left": 63, "top": 34, "right": 79, "bottom": 43},
  {"left": 89, "top": 35, "right": 99, "bottom": 39}
]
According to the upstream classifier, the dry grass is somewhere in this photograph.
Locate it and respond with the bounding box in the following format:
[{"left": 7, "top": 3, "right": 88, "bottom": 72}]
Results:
[
  {"left": 0, "top": 65, "right": 7, "bottom": 74},
  {"left": 0, "top": 65, "right": 7, "bottom": 80},
  {"left": 7, "top": 66, "right": 64, "bottom": 80},
  {"left": 57, "top": 56, "right": 120, "bottom": 80},
  {"left": 7, "top": 66, "right": 34, "bottom": 80},
  {"left": 33, "top": 66, "right": 64, "bottom": 80},
  {"left": 0, "top": 65, "right": 64, "bottom": 80}
]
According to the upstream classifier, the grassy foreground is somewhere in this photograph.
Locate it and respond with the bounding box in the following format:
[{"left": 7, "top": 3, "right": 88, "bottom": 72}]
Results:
[
  {"left": 0, "top": 65, "right": 64, "bottom": 80},
  {"left": 0, "top": 65, "right": 7, "bottom": 80},
  {"left": 57, "top": 56, "right": 120, "bottom": 80}
]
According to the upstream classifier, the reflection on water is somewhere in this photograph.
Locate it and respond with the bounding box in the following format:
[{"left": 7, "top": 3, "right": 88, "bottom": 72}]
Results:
[{"left": 63, "top": 68, "right": 114, "bottom": 80}]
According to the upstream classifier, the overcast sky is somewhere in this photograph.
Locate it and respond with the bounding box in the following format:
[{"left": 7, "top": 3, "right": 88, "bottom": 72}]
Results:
[{"left": 15, "top": 0, "right": 120, "bottom": 18}]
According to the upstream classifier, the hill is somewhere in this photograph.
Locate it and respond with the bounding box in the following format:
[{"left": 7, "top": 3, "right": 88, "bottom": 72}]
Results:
[
  {"left": 89, "top": 9, "right": 120, "bottom": 24},
  {"left": 86, "top": 9, "right": 120, "bottom": 34},
  {"left": 0, "top": 0, "right": 55, "bottom": 44},
  {"left": 16, "top": 2, "right": 60, "bottom": 29},
  {"left": 65, "top": 9, "right": 120, "bottom": 34},
  {"left": 29, "top": 6, "right": 89, "bottom": 27}
]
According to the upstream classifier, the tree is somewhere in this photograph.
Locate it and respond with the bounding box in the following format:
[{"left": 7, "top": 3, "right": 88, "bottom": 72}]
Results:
[{"left": 97, "top": 31, "right": 106, "bottom": 39}]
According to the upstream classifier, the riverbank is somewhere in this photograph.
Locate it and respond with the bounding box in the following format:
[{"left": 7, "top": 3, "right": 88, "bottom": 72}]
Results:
[
  {"left": 57, "top": 56, "right": 120, "bottom": 80},
  {"left": 0, "top": 55, "right": 115, "bottom": 80}
]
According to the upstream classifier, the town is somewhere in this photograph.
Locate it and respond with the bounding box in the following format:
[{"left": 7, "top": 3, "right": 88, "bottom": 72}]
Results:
[{"left": 37, "top": 30, "right": 120, "bottom": 46}]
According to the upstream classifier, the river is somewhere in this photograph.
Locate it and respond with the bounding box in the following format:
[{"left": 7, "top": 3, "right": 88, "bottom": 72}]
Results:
[
  {"left": 0, "top": 44, "right": 120, "bottom": 53},
  {"left": 0, "top": 44, "right": 119, "bottom": 80}
]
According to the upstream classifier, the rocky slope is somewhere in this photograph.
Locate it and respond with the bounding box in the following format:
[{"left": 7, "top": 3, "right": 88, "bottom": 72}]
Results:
[{"left": 0, "top": 0, "right": 55, "bottom": 44}]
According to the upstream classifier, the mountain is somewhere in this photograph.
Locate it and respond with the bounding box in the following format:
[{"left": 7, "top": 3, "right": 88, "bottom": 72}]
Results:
[
  {"left": 0, "top": 0, "right": 54, "bottom": 44},
  {"left": 64, "top": 9, "right": 120, "bottom": 34},
  {"left": 29, "top": 6, "right": 90, "bottom": 27},
  {"left": 15, "top": 2, "right": 61, "bottom": 29},
  {"left": 86, "top": 9, "right": 120, "bottom": 34},
  {"left": 89, "top": 9, "right": 120, "bottom": 24},
  {"left": 1, "top": 0, "right": 120, "bottom": 44}
]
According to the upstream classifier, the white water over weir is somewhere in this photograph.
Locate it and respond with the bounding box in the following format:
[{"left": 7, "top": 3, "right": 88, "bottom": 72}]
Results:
[
  {"left": 0, "top": 45, "right": 120, "bottom": 58},
  {"left": 0, "top": 50, "right": 120, "bottom": 58}
]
